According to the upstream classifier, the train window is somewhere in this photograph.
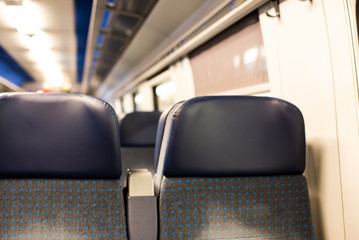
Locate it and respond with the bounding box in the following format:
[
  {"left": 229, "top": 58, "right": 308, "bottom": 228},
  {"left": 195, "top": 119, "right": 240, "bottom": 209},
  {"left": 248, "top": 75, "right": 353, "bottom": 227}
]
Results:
[
  {"left": 121, "top": 93, "right": 135, "bottom": 113},
  {"left": 112, "top": 96, "right": 126, "bottom": 117},
  {"left": 120, "top": 97, "right": 125, "bottom": 113},
  {"left": 133, "top": 91, "right": 145, "bottom": 111},
  {"left": 153, "top": 80, "right": 175, "bottom": 111},
  {"left": 189, "top": 11, "right": 269, "bottom": 96},
  {"left": 114, "top": 97, "right": 125, "bottom": 115}
]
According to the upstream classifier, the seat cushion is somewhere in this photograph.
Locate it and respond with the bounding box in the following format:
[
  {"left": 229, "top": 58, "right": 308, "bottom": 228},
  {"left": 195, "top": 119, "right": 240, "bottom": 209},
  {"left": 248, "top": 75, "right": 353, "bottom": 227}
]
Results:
[
  {"left": 1, "top": 179, "right": 127, "bottom": 239},
  {"left": 159, "top": 175, "right": 314, "bottom": 239}
]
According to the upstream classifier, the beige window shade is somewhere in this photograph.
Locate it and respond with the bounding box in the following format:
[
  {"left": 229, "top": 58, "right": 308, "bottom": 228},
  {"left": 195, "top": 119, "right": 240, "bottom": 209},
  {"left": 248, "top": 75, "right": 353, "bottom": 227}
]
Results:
[{"left": 189, "top": 12, "right": 268, "bottom": 96}]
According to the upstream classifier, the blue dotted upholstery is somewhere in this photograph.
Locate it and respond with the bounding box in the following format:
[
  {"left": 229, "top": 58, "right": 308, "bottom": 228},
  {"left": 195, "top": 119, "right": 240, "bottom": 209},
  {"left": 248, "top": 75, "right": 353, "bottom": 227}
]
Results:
[
  {"left": 159, "top": 175, "right": 314, "bottom": 239},
  {"left": 1, "top": 179, "right": 127, "bottom": 239}
]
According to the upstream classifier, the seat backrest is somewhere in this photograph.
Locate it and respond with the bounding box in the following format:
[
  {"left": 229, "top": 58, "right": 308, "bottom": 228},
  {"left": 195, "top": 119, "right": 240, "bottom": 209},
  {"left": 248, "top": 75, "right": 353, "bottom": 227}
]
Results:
[
  {"left": 119, "top": 111, "right": 161, "bottom": 185},
  {"left": 154, "top": 96, "right": 314, "bottom": 239},
  {"left": 0, "top": 93, "right": 127, "bottom": 239}
]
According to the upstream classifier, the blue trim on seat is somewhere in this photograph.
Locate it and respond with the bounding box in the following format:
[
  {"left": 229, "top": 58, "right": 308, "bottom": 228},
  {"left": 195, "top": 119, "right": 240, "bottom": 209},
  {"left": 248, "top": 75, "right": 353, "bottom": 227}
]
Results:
[
  {"left": 74, "top": 0, "right": 93, "bottom": 83},
  {"left": 0, "top": 45, "right": 34, "bottom": 86}
]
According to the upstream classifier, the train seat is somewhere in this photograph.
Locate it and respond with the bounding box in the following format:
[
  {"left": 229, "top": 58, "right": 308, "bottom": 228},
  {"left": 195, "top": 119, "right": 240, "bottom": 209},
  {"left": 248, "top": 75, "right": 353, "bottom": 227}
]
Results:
[
  {"left": 154, "top": 96, "right": 315, "bottom": 239},
  {"left": 0, "top": 93, "right": 127, "bottom": 239},
  {"left": 119, "top": 111, "right": 161, "bottom": 186}
]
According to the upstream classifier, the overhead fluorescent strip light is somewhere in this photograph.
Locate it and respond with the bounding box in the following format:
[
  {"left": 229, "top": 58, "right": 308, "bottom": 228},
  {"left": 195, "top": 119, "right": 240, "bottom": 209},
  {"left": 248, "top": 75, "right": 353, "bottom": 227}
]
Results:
[
  {"left": 5, "top": 0, "right": 40, "bottom": 36},
  {"left": 97, "top": 33, "right": 105, "bottom": 46},
  {"left": 101, "top": 10, "right": 112, "bottom": 30},
  {"left": 4, "top": 0, "right": 23, "bottom": 6}
]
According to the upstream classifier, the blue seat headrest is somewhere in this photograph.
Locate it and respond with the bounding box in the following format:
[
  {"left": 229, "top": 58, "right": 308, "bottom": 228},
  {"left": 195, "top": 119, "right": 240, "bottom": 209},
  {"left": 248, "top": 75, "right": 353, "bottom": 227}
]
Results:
[
  {"left": 155, "top": 96, "right": 306, "bottom": 177},
  {"left": 0, "top": 93, "right": 121, "bottom": 178},
  {"left": 119, "top": 111, "right": 162, "bottom": 147}
]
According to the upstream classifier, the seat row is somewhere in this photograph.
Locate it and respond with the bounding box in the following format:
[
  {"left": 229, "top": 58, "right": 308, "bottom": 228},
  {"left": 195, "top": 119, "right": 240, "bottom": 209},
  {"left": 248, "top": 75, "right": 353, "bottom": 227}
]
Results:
[{"left": 0, "top": 93, "right": 314, "bottom": 239}]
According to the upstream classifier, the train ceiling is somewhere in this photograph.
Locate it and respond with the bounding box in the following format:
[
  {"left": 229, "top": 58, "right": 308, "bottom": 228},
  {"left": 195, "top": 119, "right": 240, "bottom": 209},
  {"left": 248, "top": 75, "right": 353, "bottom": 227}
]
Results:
[
  {"left": 83, "top": 0, "right": 208, "bottom": 96},
  {"left": 0, "top": 0, "right": 213, "bottom": 93},
  {"left": 91, "top": 0, "right": 158, "bottom": 80},
  {"left": 0, "top": 0, "right": 79, "bottom": 90}
]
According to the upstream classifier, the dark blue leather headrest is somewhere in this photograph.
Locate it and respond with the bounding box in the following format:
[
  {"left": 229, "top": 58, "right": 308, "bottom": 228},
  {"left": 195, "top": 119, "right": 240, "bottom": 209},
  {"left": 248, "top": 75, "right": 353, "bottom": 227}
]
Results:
[
  {"left": 0, "top": 93, "right": 121, "bottom": 178},
  {"left": 156, "top": 96, "right": 306, "bottom": 177},
  {"left": 119, "top": 111, "right": 162, "bottom": 147}
]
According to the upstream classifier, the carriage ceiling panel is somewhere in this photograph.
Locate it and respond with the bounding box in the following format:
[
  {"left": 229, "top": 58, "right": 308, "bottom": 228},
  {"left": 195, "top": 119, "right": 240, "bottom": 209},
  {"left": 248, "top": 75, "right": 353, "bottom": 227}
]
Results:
[
  {"left": 90, "top": 0, "right": 158, "bottom": 82},
  {"left": 84, "top": 0, "right": 209, "bottom": 96},
  {"left": 0, "top": 0, "right": 77, "bottom": 89}
]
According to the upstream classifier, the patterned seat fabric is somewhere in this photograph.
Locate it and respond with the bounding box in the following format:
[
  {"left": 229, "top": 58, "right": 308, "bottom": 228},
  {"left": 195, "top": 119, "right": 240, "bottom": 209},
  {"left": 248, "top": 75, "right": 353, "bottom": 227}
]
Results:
[
  {"left": 1, "top": 179, "right": 127, "bottom": 240},
  {"left": 159, "top": 176, "right": 313, "bottom": 239}
]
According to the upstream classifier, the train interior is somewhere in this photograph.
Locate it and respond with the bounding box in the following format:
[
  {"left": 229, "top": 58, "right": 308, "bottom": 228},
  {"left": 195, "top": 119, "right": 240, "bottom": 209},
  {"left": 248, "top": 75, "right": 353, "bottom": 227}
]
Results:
[{"left": 1, "top": 0, "right": 359, "bottom": 239}]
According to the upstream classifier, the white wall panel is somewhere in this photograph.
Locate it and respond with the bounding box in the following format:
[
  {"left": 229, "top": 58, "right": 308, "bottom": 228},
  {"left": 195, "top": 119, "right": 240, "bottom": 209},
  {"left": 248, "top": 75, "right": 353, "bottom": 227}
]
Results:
[
  {"left": 323, "top": 0, "right": 359, "bottom": 239},
  {"left": 170, "top": 57, "right": 196, "bottom": 102},
  {"left": 260, "top": 1, "right": 346, "bottom": 239}
]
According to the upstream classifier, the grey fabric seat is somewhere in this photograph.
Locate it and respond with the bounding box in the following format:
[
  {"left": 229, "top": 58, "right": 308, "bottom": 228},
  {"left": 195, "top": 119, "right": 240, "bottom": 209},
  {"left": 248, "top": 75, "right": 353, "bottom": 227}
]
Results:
[
  {"left": 154, "top": 96, "right": 314, "bottom": 239},
  {"left": 0, "top": 93, "right": 127, "bottom": 240},
  {"left": 119, "top": 111, "right": 161, "bottom": 186},
  {"left": 1, "top": 179, "right": 126, "bottom": 239}
]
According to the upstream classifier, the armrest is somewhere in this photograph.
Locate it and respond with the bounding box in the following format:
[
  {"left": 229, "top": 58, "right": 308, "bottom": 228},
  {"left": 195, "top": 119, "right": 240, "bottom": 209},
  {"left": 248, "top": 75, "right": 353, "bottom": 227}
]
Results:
[
  {"left": 126, "top": 169, "right": 157, "bottom": 240},
  {"left": 128, "top": 169, "right": 154, "bottom": 196}
]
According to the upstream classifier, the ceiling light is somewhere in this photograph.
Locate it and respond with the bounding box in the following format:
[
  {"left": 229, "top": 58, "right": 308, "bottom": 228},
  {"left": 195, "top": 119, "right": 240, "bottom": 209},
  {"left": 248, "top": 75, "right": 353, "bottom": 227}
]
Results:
[
  {"left": 22, "top": 32, "right": 65, "bottom": 89},
  {"left": 4, "top": 0, "right": 23, "bottom": 6},
  {"left": 5, "top": 0, "right": 40, "bottom": 36}
]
